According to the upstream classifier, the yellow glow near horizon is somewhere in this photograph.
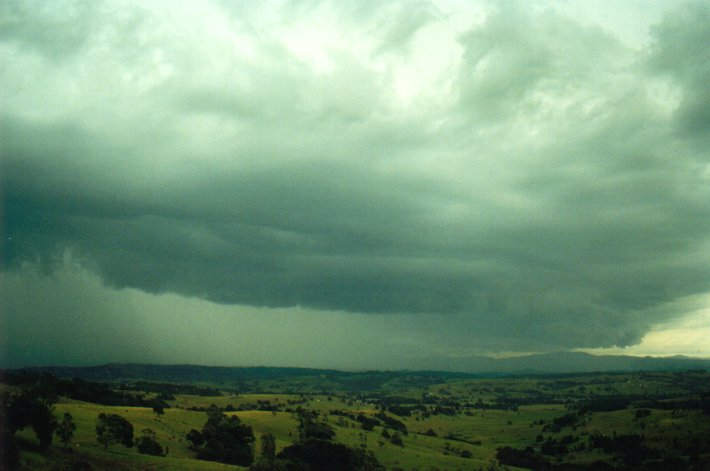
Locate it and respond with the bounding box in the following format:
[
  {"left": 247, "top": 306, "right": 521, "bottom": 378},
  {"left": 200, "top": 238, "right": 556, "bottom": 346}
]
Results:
[{"left": 580, "top": 298, "right": 710, "bottom": 358}]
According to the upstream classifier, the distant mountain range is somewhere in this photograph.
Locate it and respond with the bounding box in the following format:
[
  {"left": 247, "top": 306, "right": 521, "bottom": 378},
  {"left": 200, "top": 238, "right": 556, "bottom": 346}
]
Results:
[{"left": 10, "top": 352, "right": 710, "bottom": 389}]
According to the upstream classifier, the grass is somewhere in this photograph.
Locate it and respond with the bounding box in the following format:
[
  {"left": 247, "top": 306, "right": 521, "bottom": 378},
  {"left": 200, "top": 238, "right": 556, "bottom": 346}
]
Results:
[
  {"left": 8, "top": 370, "right": 710, "bottom": 470},
  {"left": 15, "top": 401, "right": 245, "bottom": 470}
]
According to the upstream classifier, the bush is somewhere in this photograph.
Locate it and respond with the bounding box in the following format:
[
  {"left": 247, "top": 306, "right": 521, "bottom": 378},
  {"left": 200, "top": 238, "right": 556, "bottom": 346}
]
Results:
[{"left": 136, "top": 429, "right": 164, "bottom": 456}]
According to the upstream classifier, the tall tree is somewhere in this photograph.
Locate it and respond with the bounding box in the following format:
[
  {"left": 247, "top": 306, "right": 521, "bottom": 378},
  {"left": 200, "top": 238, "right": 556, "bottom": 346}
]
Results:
[
  {"left": 95, "top": 413, "right": 134, "bottom": 450},
  {"left": 260, "top": 433, "right": 276, "bottom": 460},
  {"left": 55, "top": 413, "right": 76, "bottom": 450}
]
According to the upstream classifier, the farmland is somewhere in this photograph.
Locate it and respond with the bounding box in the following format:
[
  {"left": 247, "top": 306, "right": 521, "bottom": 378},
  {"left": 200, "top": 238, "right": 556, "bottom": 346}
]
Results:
[{"left": 2, "top": 367, "right": 710, "bottom": 470}]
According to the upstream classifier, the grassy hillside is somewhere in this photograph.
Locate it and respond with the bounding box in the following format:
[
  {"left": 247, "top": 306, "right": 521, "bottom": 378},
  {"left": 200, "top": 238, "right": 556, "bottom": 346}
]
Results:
[{"left": 4, "top": 370, "right": 710, "bottom": 470}]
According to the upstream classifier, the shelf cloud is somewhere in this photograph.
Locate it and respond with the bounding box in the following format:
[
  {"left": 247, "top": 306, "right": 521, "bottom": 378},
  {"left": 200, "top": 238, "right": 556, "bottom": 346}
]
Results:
[{"left": 2, "top": 0, "right": 709, "bottom": 362}]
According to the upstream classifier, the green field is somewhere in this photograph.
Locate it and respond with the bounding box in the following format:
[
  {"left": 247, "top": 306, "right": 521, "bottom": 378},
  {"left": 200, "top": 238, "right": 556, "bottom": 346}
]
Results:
[{"left": 4, "top": 370, "right": 710, "bottom": 470}]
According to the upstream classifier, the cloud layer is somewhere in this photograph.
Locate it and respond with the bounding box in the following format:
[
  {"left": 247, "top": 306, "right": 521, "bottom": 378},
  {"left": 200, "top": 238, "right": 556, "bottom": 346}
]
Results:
[{"left": 2, "top": 0, "right": 710, "bottom": 356}]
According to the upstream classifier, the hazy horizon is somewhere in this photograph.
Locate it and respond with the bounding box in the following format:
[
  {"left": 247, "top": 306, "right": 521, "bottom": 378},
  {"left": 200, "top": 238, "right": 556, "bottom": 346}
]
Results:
[
  {"left": 2, "top": 0, "right": 710, "bottom": 370},
  {"left": 7, "top": 349, "right": 710, "bottom": 374}
]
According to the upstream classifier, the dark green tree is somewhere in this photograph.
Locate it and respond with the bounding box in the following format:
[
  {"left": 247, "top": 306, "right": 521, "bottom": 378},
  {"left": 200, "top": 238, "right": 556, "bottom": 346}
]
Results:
[
  {"left": 261, "top": 432, "right": 276, "bottom": 460},
  {"left": 701, "top": 391, "right": 710, "bottom": 415},
  {"left": 136, "top": 428, "right": 164, "bottom": 456},
  {"left": 95, "top": 413, "right": 133, "bottom": 450},
  {"left": 186, "top": 429, "right": 204, "bottom": 450},
  {"left": 390, "top": 432, "right": 403, "bottom": 447},
  {"left": 56, "top": 412, "right": 77, "bottom": 450},
  {"left": 96, "top": 421, "right": 113, "bottom": 450},
  {"left": 297, "top": 409, "right": 335, "bottom": 441},
  {"left": 277, "top": 438, "right": 385, "bottom": 471},
  {"left": 6, "top": 386, "right": 58, "bottom": 449},
  {"left": 189, "top": 405, "right": 255, "bottom": 466}
]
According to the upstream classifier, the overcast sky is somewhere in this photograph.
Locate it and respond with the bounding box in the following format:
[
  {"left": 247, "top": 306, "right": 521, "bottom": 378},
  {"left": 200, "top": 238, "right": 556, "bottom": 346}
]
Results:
[{"left": 2, "top": 0, "right": 709, "bottom": 369}]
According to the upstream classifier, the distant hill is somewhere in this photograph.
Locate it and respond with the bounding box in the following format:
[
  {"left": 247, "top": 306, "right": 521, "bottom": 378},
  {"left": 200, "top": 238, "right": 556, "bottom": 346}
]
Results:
[
  {"left": 408, "top": 351, "right": 710, "bottom": 374},
  {"left": 8, "top": 352, "right": 709, "bottom": 392},
  {"left": 9, "top": 363, "right": 475, "bottom": 392}
]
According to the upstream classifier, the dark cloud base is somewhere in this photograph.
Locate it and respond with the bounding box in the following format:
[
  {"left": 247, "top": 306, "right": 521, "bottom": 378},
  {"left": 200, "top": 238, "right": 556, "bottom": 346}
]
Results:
[{"left": 2, "top": 1, "right": 710, "bottom": 354}]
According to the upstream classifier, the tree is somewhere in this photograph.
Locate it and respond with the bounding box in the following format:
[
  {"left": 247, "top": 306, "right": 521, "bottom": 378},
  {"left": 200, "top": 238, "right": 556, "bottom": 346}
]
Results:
[
  {"left": 277, "top": 438, "right": 385, "bottom": 471},
  {"left": 261, "top": 432, "right": 276, "bottom": 460},
  {"left": 6, "top": 387, "right": 58, "bottom": 449},
  {"left": 297, "top": 409, "right": 335, "bottom": 441},
  {"left": 186, "top": 429, "right": 204, "bottom": 450},
  {"left": 701, "top": 391, "right": 710, "bottom": 415},
  {"left": 95, "top": 413, "right": 134, "bottom": 450},
  {"left": 390, "top": 432, "right": 403, "bottom": 447},
  {"left": 56, "top": 413, "right": 77, "bottom": 450},
  {"left": 189, "top": 406, "right": 255, "bottom": 466},
  {"left": 136, "top": 428, "right": 164, "bottom": 456}
]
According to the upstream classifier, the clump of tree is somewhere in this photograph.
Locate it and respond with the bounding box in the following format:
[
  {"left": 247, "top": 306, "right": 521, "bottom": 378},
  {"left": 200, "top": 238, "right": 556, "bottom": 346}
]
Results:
[
  {"left": 1, "top": 422, "right": 19, "bottom": 471},
  {"left": 579, "top": 397, "right": 630, "bottom": 413},
  {"left": 260, "top": 432, "right": 276, "bottom": 460},
  {"left": 186, "top": 428, "right": 205, "bottom": 450},
  {"left": 389, "top": 432, "right": 404, "bottom": 447},
  {"left": 296, "top": 409, "right": 335, "bottom": 441},
  {"left": 2, "top": 371, "right": 169, "bottom": 409},
  {"left": 250, "top": 409, "right": 384, "bottom": 471},
  {"left": 95, "top": 413, "right": 134, "bottom": 450},
  {"left": 249, "top": 433, "right": 280, "bottom": 470},
  {"left": 387, "top": 404, "right": 414, "bottom": 417},
  {"left": 117, "top": 380, "right": 221, "bottom": 397},
  {"left": 374, "top": 412, "right": 407, "bottom": 435},
  {"left": 5, "top": 384, "right": 58, "bottom": 449},
  {"left": 496, "top": 446, "right": 550, "bottom": 470},
  {"left": 136, "top": 428, "right": 165, "bottom": 456},
  {"left": 542, "top": 412, "right": 579, "bottom": 432},
  {"left": 356, "top": 414, "right": 380, "bottom": 431},
  {"left": 186, "top": 405, "right": 255, "bottom": 466},
  {"left": 540, "top": 435, "right": 574, "bottom": 456},
  {"left": 275, "top": 438, "right": 384, "bottom": 471},
  {"left": 588, "top": 433, "right": 650, "bottom": 466},
  {"left": 2, "top": 384, "right": 58, "bottom": 469},
  {"left": 701, "top": 391, "right": 710, "bottom": 415}
]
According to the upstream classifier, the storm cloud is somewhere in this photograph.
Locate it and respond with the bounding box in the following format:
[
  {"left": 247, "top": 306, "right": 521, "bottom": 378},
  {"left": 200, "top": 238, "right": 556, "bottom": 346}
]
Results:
[{"left": 2, "top": 0, "right": 710, "bottom": 360}]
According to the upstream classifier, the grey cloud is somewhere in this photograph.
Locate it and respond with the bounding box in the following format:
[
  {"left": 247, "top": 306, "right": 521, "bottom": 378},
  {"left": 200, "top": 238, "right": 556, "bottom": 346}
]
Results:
[
  {"left": 456, "top": 3, "right": 624, "bottom": 122},
  {"left": 0, "top": 0, "right": 97, "bottom": 59},
  {"left": 648, "top": 1, "right": 710, "bottom": 142},
  {"left": 2, "top": 0, "right": 710, "bottom": 355}
]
